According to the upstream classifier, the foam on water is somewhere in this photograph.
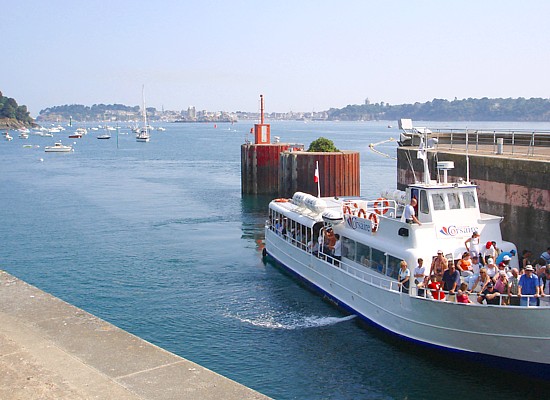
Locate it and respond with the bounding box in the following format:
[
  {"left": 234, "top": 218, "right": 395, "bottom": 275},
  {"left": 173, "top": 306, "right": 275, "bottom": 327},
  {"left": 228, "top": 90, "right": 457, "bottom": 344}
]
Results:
[{"left": 227, "top": 311, "right": 356, "bottom": 330}]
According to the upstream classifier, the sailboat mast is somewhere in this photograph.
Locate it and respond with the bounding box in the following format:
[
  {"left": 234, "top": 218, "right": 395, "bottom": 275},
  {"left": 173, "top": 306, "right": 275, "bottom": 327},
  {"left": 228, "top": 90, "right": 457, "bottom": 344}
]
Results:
[{"left": 142, "top": 85, "right": 148, "bottom": 132}]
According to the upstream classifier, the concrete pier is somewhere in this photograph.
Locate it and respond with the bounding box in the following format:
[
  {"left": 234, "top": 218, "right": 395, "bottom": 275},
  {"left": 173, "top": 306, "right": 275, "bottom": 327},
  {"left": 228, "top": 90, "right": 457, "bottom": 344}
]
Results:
[{"left": 0, "top": 270, "right": 269, "bottom": 400}]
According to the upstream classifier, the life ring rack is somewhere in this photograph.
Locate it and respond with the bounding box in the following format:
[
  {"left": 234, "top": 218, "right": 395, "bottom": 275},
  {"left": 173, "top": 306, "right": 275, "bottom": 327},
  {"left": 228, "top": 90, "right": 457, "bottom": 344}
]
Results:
[{"left": 374, "top": 197, "right": 390, "bottom": 215}]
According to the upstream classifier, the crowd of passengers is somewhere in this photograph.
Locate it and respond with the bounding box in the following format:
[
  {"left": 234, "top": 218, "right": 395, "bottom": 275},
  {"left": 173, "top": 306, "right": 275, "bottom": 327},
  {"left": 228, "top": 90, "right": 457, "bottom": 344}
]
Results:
[
  {"left": 400, "top": 233, "right": 550, "bottom": 307},
  {"left": 272, "top": 220, "right": 550, "bottom": 307}
]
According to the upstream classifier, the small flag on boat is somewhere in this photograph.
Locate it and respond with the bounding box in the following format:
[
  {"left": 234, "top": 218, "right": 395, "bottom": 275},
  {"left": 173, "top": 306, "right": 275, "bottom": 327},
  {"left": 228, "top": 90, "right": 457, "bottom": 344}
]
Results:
[
  {"left": 314, "top": 161, "right": 321, "bottom": 198},
  {"left": 314, "top": 162, "right": 319, "bottom": 183}
]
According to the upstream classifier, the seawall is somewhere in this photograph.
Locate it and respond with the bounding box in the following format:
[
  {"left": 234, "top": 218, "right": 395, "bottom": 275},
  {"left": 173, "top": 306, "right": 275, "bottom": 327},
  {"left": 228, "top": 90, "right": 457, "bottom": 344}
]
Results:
[
  {"left": 397, "top": 146, "right": 550, "bottom": 255},
  {"left": 0, "top": 270, "right": 269, "bottom": 400}
]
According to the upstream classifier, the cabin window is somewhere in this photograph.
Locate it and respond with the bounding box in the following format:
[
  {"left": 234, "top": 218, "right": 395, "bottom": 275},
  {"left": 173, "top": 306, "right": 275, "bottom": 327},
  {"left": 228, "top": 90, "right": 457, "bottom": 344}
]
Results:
[
  {"left": 386, "top": 255, "right": 401, "bottom": 280},
  {"left": 342, "top": 236, "right": 355, "bottom": 260},
  {"left": 371, "top": 248, "right": 386, "bottom": 275},
  {"left": 447, "top": 193, "right": 461, "bottom": 210},
  {"left": 432, "top": 193, "right": 446, "bottom": 211},
  {"left": 419, "top": 190, "right": 429, "bottom": 214},
  {"left": 356, "top": 242, "right": 371, "bottom": 267},
  {"left": 463, "top": 191, "right": 477, "bottom": 209}
]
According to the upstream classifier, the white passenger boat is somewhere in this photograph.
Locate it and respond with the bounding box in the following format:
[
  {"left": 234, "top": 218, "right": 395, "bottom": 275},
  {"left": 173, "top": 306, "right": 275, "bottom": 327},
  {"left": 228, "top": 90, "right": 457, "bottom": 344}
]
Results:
[
  {"left": 263, "top": 134, "right": 549, "bottom": 377},
  {"left": 44, "top": 142, "right": 72, "bottom": 152}
]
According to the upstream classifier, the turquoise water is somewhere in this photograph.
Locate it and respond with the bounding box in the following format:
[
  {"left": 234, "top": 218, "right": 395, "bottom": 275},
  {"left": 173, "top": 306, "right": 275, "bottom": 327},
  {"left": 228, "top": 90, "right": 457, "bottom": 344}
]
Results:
[{"left": 0, "top": 121, "right": 547, "bottom": 399}]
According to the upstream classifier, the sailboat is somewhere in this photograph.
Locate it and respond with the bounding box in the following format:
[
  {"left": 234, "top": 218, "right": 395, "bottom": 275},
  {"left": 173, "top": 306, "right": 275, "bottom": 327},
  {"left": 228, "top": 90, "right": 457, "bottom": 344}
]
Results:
[{"left": 136, "top": 85, "right": 150, "bottom": 142}]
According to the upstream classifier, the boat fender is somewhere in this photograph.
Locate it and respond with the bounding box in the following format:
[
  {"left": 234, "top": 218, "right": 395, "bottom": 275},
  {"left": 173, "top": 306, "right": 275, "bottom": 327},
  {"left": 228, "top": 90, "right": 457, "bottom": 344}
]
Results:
[
  {"left": 374, "top": 198, "right": 390, "bottom": 215},
  {"left": 262, "top": 248, "right": 267, "bottom": 257},
  {"left": 357, "top": 209, "right": 367, "bottom": 218},
  {"left": 368, "top": 213, "right": 379, "bottom": 233}
]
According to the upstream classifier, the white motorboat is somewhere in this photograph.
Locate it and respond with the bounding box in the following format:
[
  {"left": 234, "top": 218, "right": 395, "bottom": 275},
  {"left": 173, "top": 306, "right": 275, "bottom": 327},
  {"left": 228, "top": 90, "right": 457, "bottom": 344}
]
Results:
[
  {"left": 263, "top": 129, "right": 549, "bottom": 377},
  {"left": 44, "top": 142, "right": 72, "bottom": 152}
]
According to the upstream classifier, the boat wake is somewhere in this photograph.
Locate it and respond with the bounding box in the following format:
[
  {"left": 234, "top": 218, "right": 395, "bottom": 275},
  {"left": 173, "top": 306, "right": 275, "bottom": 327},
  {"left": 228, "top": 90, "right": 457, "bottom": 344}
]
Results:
[{"left": 227, "top": 312, "right": 356, "bottom": 330}]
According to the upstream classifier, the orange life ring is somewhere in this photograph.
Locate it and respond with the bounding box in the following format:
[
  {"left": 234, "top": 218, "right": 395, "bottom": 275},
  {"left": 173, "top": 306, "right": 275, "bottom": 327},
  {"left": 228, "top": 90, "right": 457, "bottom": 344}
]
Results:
[
  {"left": 374, "top": 197, "right": 390, "bottom": 215},
  {"left": 343, "top": 205, "right": 352, "bottom": 215},
  {"left": 357, "top": 208, "right": 367, "bottom": 218},
  {"left": 368, "top": 212, "right": 379, "bottom": 233},
  {"left": 274, "top": 198, "right": 289, "bottom": 203}
]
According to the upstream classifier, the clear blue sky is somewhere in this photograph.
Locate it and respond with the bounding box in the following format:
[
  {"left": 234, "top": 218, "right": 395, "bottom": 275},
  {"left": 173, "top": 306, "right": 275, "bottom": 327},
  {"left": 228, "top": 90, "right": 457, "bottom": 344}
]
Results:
[{"left": 3, "top": 0, "right": 550, "bottom": 116}]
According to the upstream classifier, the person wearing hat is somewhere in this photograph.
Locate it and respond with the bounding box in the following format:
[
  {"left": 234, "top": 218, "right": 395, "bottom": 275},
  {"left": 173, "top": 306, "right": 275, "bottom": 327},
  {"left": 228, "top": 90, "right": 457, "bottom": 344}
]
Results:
[
  {"left": 495, "top": 249, "right": 516, "bottom": 266},
  {"left": 485, "top": 258, "right": 498, "bottom": 279},
  {"left": 518, "top": 265, "right": 540, "bottom": 306},
  {"left": 477, "top": 281, "right": 501, "bottom": 305}
]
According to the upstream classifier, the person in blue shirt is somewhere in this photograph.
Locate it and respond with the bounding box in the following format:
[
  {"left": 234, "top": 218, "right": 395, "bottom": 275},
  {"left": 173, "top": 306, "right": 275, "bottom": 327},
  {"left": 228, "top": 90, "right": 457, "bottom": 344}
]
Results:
[
  {"left": 540, "top": 247, "right": 550, "bottom": 265},
  {"left": 518, "top": 265, "right": 541, "bottom": 306},
  {"left": 441, "top": 263, "right": 461, "bottom": 301}
]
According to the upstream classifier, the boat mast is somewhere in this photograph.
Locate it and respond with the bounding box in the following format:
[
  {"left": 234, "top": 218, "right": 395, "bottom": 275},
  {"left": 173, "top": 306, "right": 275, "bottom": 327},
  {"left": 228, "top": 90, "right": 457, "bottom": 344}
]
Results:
[{"left": 142, "top": 85, "right": 148, "bottom": 134}]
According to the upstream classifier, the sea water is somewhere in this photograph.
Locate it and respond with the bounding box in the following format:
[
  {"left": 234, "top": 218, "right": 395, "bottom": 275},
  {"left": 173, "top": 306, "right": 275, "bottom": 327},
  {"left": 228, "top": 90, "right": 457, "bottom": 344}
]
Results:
[{"left": 0, "top": 121, "right": 548, "bottom": 399}]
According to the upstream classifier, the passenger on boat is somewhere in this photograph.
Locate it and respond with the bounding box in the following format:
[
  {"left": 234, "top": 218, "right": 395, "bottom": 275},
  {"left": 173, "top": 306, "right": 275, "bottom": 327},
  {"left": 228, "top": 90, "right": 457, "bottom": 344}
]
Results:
[
  {"left": 398, "top": 260, "right": 410, "bottom": 294},
  {"left": 457, "top": 252, "right": 474, "bottom": 277},
  {"left": 497, "top": 255, "right": 512, "bottom": 277},
  {"left": 477, "top": 281, "right": 501, "bottom": 305},
  {"left": 414, "top": 258, "right": 427, "bottom": 296},
  {"left": 332, "top": 234, "right": 342, "bottom": 266},
  {"left": 483, "top": 241, "right": 498, "bottom": 265},
  {"left": 539, "top": 266, "right": 550, "bottom": 306},
  {"left": 485, "top": 258, "right": 498, "bottom": 279},
  {"left": 457, "top": 282, "right": 473, "bottom": 304},
  {"left": 520, "top": 250, "right": 533, "bottom": 272},
  {"left": 324, "top": 228, "right": 336, "bottom": 255},
  {"left": 427, "top": 279, "right": 445, "bottom": 300},
  {"left": 535, "top": 258, "right": 547, "bottom": 279},
  {"left": 308, "top": 239, "right": 319, "bottom": 256},
  {"left": 464, "top": 231, "right": 481, "bottom": 259},
  {"left": 465, "top": 255, "right": 483, "bottom": 289},
  {"left": 494, "top": 272, "right": 509, "bottom": 303},
  {"left": 495, "top": 249, "right": 516, "bottom": 265},
  {"left": 508, "top": 268, "right": 520, "bottom": 306},
  {"left": 518, "top": 265, "right": 540, "bottom": 307},
  {"left": 403, "top": 198, "right": 421, "bottom": 225},
  {"left": 430, "top": 251, "right": 448, "bottom": 282},
  {"left": 471, "top": 268, "right": 491, "bottom": 293},
  {"left": 540, "top": 247, "right": 550, "bottom": 265},
  {"left": 441, "top": 263, "right": 460, "bottom": 301}
]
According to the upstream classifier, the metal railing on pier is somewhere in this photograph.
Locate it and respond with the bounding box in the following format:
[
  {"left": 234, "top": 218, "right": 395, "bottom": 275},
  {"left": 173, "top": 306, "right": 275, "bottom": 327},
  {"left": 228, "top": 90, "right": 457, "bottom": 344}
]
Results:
[{"left": 428, "top": 128, "right": 550, "bottom": 157}]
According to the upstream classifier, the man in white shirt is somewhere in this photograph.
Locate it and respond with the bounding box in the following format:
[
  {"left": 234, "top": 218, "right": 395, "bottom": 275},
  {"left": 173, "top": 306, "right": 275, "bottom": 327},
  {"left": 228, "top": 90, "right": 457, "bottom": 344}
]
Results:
[{"left": 404, "top": 198, "right": 421, "bottom": 225}]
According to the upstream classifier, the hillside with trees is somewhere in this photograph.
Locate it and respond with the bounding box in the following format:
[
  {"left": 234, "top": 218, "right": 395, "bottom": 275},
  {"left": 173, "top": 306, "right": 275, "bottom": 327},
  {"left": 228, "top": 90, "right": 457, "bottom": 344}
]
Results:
[
  {"left": 327, "top": 97, "right": 550, "bottom": 122},
  {"left": 0, "top": 91, "right": 34, "bottom": 128},
  {"left": 37, "top": 104, "right": 141, "bottom": 122}
]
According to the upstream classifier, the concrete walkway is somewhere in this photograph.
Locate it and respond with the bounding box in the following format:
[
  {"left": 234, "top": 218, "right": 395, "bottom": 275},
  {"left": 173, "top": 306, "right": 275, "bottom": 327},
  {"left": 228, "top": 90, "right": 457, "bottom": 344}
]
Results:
[{"left": 0, "top": 270, "right": 269, "bottom": 400}]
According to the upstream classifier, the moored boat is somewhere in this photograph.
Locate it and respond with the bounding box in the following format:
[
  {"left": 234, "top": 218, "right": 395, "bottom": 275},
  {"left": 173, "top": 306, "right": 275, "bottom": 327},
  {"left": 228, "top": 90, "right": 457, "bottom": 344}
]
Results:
[
  {"left": 44, "top": 142, "right": 72, "bottom": 152},
  {"left": 263, "top": 130, "right": 549, "bottom": 377}
]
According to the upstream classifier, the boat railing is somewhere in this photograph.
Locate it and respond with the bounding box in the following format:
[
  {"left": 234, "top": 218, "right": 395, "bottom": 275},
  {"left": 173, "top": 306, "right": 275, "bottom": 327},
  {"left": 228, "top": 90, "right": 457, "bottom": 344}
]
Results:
[
  {"left": 411, "top": 285, "right": 545, "bottom": 307},
  {"left": 267, "top": 226, "right": 550, "bottom": 307},
  {"left": 342, "top": 199, "right": 399, "bottom": 220}
]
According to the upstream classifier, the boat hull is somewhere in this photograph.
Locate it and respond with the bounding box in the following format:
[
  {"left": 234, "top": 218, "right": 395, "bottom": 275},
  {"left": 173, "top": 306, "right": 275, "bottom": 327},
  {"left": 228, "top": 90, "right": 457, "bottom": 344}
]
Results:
[{"left": 265, "top": 228, "right": 550, "bottom": 377}]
